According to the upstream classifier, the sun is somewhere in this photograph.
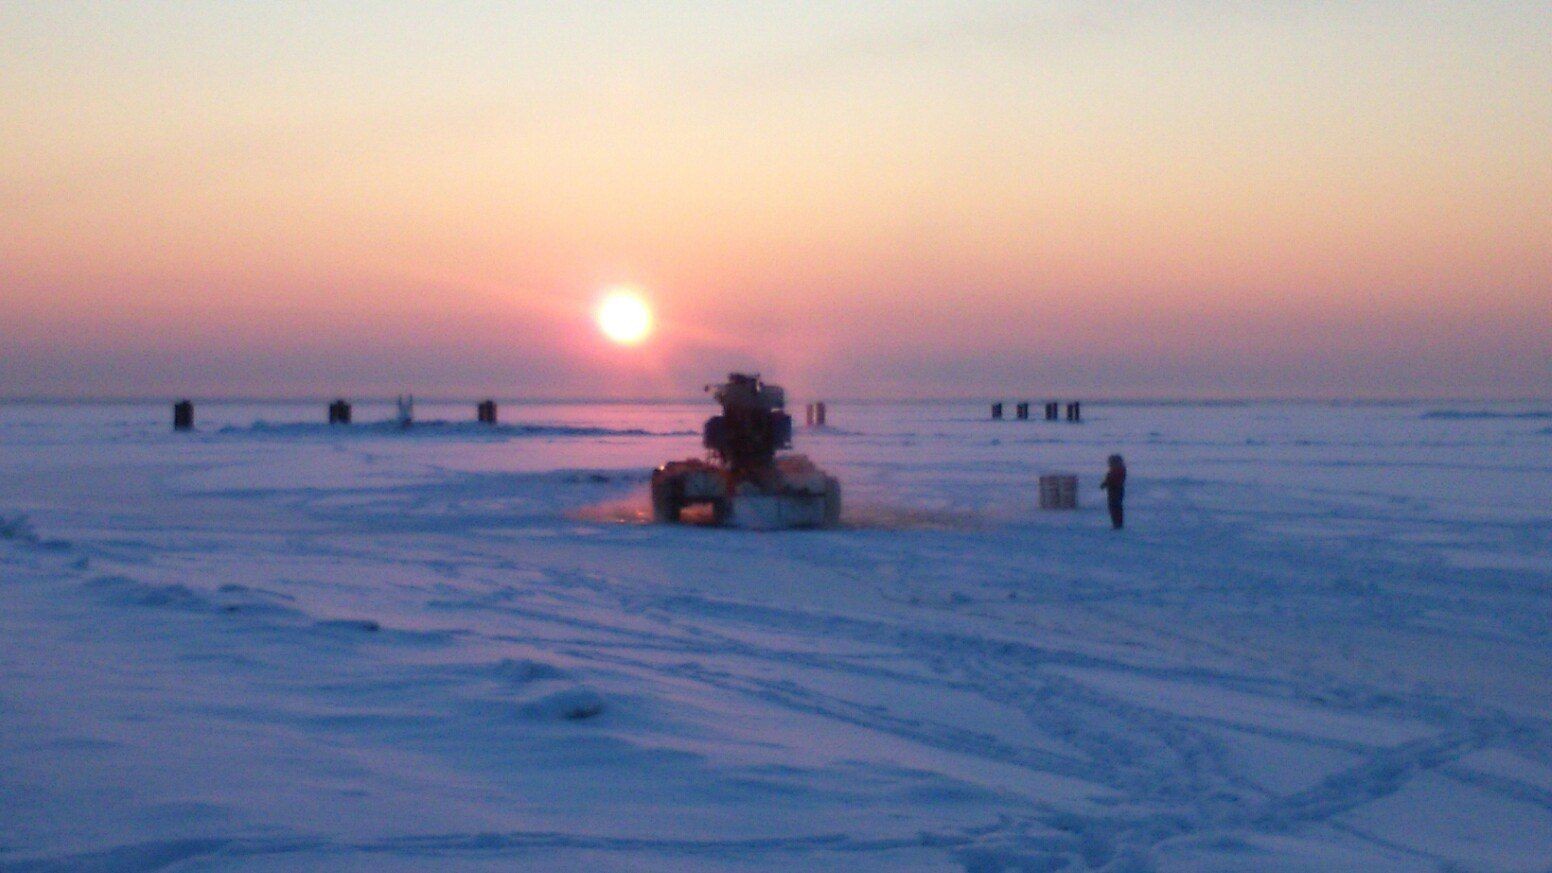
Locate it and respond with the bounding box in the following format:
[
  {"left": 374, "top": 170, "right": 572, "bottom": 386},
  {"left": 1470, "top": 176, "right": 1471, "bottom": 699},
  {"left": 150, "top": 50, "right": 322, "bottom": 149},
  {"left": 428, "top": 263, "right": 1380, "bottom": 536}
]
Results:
[{"left": 595, "top": 288, "right": 653, "bottom": 345}]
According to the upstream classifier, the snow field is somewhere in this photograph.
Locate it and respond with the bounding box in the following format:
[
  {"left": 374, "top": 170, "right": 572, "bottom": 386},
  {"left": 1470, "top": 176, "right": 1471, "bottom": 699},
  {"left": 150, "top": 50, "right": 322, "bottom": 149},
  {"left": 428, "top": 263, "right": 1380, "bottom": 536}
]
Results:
[{"left": 1, "top": 400, "right": 1550, "bottom": 871}]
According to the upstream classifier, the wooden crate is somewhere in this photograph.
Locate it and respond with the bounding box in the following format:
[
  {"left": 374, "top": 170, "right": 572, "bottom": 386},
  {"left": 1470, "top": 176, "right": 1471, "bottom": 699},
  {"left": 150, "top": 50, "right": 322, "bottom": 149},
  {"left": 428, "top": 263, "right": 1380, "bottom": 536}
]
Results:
[{"left": 1039, "top": 474, "right": 1079, "bottom": 509}]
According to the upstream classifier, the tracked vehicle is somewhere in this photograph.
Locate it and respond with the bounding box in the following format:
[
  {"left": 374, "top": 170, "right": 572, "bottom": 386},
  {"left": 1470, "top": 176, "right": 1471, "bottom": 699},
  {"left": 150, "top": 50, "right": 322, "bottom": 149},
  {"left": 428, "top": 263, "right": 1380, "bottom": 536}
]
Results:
[{"left": 651, "top": 373, "right": 841, "bottom": 529}]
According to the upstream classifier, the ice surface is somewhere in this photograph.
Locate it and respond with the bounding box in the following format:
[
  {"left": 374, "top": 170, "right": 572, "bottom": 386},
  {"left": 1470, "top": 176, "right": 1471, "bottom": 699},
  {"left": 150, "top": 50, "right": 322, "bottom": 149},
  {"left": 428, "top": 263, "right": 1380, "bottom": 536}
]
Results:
[{"left": 1, "top": 399, "right": 1549, "bottom": 871}]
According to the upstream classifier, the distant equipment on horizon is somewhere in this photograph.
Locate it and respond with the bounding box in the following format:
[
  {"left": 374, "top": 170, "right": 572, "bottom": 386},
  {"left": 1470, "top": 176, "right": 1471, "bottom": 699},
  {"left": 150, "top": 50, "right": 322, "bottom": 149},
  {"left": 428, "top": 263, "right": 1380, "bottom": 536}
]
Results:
[
  {"left": 992, "top": 400, "right": 1082, "bottom": 423},
  {"left": 804, "top": 402, "right": 827, "bottom": 427},
  {"left": 175, "top": 396, "right": 504, "bottom": 429}
]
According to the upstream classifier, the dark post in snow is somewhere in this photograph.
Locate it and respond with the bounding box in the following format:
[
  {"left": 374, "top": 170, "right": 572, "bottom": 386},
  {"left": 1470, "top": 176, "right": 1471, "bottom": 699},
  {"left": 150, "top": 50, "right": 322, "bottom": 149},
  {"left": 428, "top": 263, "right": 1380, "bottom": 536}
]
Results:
[
  {"left": 477, "top": 399, "right": 497, "bottom": 424},
  {"left": 1066, "top": 401, "right": 1082, "bottom": 422},
  {"left": 1016, "top": 402, "right": 1029, "bottom": 420},
  {"left": 815, "top": 402, "right": 827, "bottom": 427},
  {"left": 805, "top": 403, "right": 814, "bottom": 427},
  {"left": 172, "top": 400, "right": 194, "bottom": 431},
  {"left": 1045, "top": 402, "right": 1059, "bottom": 421},
  {"left": 328, "top": 399, "right": 352, "bottom": 425},
  {"left": 991, "top": 402, "right": 1004, "bottom": 420}
]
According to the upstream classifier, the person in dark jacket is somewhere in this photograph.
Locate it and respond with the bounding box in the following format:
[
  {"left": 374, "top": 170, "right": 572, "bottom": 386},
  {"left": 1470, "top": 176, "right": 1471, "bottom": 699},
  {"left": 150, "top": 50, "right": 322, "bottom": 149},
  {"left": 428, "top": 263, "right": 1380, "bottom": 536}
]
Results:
[{"left": 1100, "top": 454, "right": 1126, "bottom": 530}]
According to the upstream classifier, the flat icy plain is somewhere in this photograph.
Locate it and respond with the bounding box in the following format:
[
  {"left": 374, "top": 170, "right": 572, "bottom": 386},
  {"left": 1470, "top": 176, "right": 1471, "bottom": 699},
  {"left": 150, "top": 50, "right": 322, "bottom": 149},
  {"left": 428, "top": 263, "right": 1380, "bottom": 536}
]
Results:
[{"left": 2, "top": 399, "right": 1550, "bottom": 872}]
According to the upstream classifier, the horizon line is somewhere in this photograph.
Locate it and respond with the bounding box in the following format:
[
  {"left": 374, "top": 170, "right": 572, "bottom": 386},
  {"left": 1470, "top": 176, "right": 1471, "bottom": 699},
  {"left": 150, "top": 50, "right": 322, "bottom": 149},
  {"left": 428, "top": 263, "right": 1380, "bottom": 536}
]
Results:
[{"left": 3, "top": 394, "right": 1549, "bottom": 406}]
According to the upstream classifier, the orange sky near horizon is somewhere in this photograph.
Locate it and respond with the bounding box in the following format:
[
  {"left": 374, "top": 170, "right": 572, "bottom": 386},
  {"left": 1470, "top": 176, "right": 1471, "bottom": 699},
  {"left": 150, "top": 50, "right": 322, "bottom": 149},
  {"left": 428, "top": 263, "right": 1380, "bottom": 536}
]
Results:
[{"left": 3, "top": 3, "right": 1549, "bottom": 399}]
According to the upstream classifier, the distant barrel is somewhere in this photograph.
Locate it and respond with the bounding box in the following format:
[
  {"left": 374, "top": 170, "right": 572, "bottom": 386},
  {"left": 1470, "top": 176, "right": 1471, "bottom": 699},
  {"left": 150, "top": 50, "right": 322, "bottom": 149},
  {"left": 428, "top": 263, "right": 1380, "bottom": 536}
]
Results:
[
  {"left": 1016, "top": 402, "right": 1029, "bottom": 420},
  {"left": 1066, "top": 401, "right": 1082, "bottom": 423},
  {"left": 1045, "top": 402, "right": 1059, "bottom": 421},
  {"left": 991, "top": 402, "right": 1004, "bottom": 420},
  {"left": 477, "top": 399, "right": 497, "bottom": 424},
  {"left": 173, "top": 400, "right": 194, "bottom": 431}
]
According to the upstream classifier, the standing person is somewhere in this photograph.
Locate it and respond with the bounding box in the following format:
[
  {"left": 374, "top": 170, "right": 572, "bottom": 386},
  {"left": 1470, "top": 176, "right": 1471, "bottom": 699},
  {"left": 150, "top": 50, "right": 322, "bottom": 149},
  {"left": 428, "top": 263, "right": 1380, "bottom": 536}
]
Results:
[{"left": 1101, "top": 454, "right": 1126, "bottom": 530}]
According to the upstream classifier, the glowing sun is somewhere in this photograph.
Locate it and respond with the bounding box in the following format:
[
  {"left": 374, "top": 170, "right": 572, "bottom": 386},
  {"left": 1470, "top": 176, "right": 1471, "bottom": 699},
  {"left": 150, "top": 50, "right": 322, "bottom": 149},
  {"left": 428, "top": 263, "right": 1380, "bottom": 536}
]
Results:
[{"left": 595, "top": 288, "right": 653, "bottom": 345}]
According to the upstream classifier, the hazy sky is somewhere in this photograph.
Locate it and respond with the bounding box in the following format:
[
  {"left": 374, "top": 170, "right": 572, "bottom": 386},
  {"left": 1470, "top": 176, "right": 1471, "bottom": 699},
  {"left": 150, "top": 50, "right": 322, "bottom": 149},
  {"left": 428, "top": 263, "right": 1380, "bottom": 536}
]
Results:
[{"left": 3, "top": 2, "right": 1549, "bottom": 399}]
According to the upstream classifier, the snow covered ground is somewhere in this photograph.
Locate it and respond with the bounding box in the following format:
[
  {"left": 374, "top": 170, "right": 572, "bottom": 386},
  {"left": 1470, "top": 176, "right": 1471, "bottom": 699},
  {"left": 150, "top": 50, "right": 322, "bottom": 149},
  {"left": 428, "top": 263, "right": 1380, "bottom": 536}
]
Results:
[{"left": 2, "top": 399, "right": 1550, "bottom": 872}]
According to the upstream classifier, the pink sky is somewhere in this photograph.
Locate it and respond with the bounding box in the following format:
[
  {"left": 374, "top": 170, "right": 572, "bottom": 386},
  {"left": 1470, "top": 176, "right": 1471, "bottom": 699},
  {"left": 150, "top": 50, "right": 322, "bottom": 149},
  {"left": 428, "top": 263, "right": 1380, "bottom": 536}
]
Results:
[{"left": 3, "top": 3, "right": 1548, "bottom": 399}]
